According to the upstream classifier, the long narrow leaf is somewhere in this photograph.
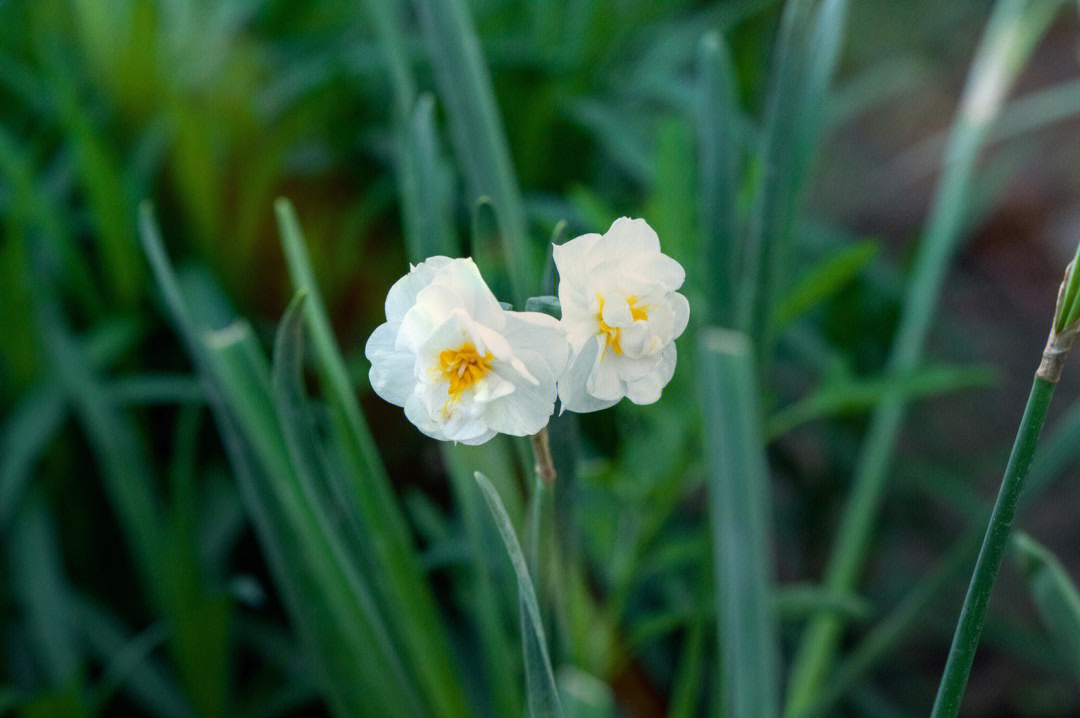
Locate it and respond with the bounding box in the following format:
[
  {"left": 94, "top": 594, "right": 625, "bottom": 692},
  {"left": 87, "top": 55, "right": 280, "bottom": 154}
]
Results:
[
  {"left": 700, "top": 328, "right": 781, "bottom": 718},
  {"left": 274, "top": 200, "right": 469, "bottom": 718},
  {"left": 474, "top": 471, "right": 564, "bottom": 718},
  {"left": 140, "top": 206, "right": 425, "bottom": 718},
  {"left": 414, "top": 0, "right": 536, "bottom": 304},
  {"left": 697, "top": 30, "right": 740, "bottom": 325},
  {"left": 786, "top": 2, "right": 1065, "bottom": 708},
  {"left": 1012, "top": 533, "right": 1080, "bottom": 680},
  {"left": 738, "top": 0, "right": 850, "bottom": 351}
]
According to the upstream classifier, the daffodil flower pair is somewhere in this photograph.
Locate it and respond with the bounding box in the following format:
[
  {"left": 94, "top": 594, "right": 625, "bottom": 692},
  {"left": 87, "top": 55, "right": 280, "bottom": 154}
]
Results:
[{"left": 365, "top": 218, "right": 688, "bottom": 445}]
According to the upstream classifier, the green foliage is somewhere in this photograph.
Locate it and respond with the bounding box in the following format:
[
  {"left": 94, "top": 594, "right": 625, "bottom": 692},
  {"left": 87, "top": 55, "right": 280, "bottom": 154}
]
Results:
[
  {"left": 1013, "top": 533, "right": 1080, "bottom": 681},
  {"left": 699, "top": 329, "right": 780, "bottom": 718},
  {"left": 4, "top": 1, "right": 1080, "bottom": 717}
]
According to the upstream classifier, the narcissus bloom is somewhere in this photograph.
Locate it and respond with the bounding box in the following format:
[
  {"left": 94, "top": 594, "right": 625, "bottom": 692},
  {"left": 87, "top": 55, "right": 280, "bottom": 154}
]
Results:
[
  {"left": 554, "top": 217, "right": 688, "bottom": 412},
  {"left": 365, "top": 257, "right": 569, "bottom": 444}
]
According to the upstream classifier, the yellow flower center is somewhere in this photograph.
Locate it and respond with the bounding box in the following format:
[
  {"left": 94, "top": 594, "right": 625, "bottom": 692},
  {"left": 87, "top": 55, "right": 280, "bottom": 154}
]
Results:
[
  {"left": 596, "top": 295, "right": 648, "bottom": 355},
  {"left": 439, "top": 343, "right": 494, "bottom": 397}
]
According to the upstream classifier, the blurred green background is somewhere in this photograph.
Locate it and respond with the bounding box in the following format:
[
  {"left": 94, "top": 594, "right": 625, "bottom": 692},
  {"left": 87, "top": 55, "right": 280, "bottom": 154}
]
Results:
[{"left": 5, "top": 0, "right": 1080, "bottom": 716}]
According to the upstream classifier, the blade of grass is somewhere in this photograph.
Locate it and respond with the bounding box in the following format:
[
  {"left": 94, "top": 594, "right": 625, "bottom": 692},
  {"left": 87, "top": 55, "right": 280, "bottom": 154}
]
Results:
[
  {"left": 86, "top": 623, "right": 169, "bottom": 715},
  {"left": 797, "top": 386, "right": 1080, "bottom": 717},
  {"left": 274, "top": 200, "right": 469, "bottom": 718},
  {"left": 66, "top": 591, "right": 196, "bottom": 718},
  {"left": 785, "top": 2, "right": 1064, "bottom": 709},
  {"left": 766, "top": 363, "right": 996, "bottom": 439},
  {"left": 697, "top": 30, "right": 740, "bottom": 326},
  {"left": 771, "top": 240, "right": 878, "bottom": 331},
  {"left": 108, "top": 374, "right": 205, "bottom": 405},
  {"left": 414, "top": 0, "right": 536, "bottom": 305},
  {"left": 444, "top": 444, "right": 523, "bottom": 718},
  {"left": 700, "top": 328, "right": 780, "bottom": 718},
  {"left": 399, "top": 93, "right": 459, "bottom": 261},
  {"left": 9, "top": 494, "right": 84, "bottom": 690},
  {"left": 34, "top": 297, "right": 167, "bottom": 599},
  {"left": 1, "top": 316, "right": 143, "bottom": 531},
  {"left": 211, "top": 327, "right": 421, "bottom": 718},
  {"left": 795, "top": 533, "right": 980, "bottom": 718},
  {"left": 738, "top": 0, "right": 849, "bottom": 353},
  {"left": 774, "top": 585, "right": 872, "bottom": 623},
  {"left": 140, "top": 205, "right": 426, "bottom": 718},
  {"left": 474, "top": 471, "right": 564, "bottom": 718},
  {"left": 0, "top": 384, "right": 66, "bottom": 531},
  {"left": 1012, "top": 532, "right": 1080, "bottom": 681},
  {"left": 270, "top": 293, "right": 428, "bottom": 714}
]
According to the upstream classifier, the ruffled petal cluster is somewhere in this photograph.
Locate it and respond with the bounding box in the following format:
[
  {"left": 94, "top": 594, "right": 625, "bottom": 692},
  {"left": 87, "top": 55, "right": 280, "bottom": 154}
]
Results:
[
  {"left": 365, "top": 257, "right": 568, "bottom": 445},
  {"left": 554, "top": 217, "right": 689, "bottom": 412},
  {"left": 366, "top": 218, "right": 687, "bottom": 443}
]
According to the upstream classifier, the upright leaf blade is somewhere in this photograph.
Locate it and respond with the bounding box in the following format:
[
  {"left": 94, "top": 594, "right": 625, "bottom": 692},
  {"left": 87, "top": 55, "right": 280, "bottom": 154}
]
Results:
[
  {"left": 414, "top": 0, "right": 536, "bottom": 305},
  {"left": 474, "top": 471, "right": 564, "bottom": 718},
  {"left": 738, "top": 0, "right": 850, "bottom": 352},
  {"left": 786, "top": 2, "right": 1066, "bottom": 708},
  {"left": 697, "top": 30, "right": 741, "bottom": 326},
  {"left": 1012, "top": 533, "right": 1080, "bottom": 681},
  {"left": 273, "top": 200, "right": 469, "bottom": 718},
  {"left": 699, "top": 328, "right": 780, "bottom": 718}
]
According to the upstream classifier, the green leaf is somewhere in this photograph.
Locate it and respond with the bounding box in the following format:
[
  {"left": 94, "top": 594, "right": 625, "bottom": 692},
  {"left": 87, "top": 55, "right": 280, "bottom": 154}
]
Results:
[
  {"left": 771, "top": 240, "right": 879, "bottom": 330},
  {"left": 273, "top": 200, "right": 469, "bottom": 718},
  {"left": 414, "top": 0, "right": 536, "bottom": 304},
  {"left": 474, "top": 471, "right": 564, "bottom": 718},
  {"left": 64, "top": 592, "right": 196, "bottom": 718},
  {"left": 525, "top": 296, "right": 561, "bottom": 318},
  {"left": 0, "top": 384, "right": 65, "bottom": 531},
  {"left": 269, "top": 293, "right": 424, "bottom": 715},
  {"left": 443, "top": 442, "right": 523, "bottom": 718},
  {"left": 697, "top": 30, "right": 741, "bottom": 325},
  {"left": 786, "top": 2, "right": 1065, "bottom": 705},
  {"left": 108, "top": 374, "right": 205, "bottom": 406},
  {"left": 1013, "top": 532, "right": 1080, "bottom": 680},
  {"left": 773, "top": 584, "right": 872, "bottom": 623},
  {"left": 699, "top": 328, "right": 780, "bottom": 718},
  {"left": 87, "top": 623, "right": 169, "bottom": 714},
  {"left": 738, "top": 0, "right": 850, "bottom": 353},
  {"left": 766, "top": 363, "right": 997, "bottom": 438},
  {"left": 398, "top": 93, "right": 459, "bottom": 262},
  {"left": 34, "top": 297, "right": 168, "bottom": 604},
  {"left": 141, "top": 205, "right": 426, "bottom": 718},
  {"left": 9, "top": 495, "right": 84, "bottom": 690}
]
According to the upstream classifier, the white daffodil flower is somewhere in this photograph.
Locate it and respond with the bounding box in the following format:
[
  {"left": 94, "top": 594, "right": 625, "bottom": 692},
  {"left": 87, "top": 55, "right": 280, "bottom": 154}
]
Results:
[
  {"left": 554, "top": 217, "right": 689, "bottom": 412},
  {"left": 365, "top": 257, "right": 569, "bottom": 445}
]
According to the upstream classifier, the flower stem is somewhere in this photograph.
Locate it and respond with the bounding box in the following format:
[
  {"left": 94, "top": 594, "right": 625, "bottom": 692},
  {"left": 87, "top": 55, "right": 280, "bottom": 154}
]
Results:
[
  {"left": 530, "top": 428, "right": 557, "bottom": 485},
  {"left": 931, "top": 374, "right": 1056, "bottom": 717}
]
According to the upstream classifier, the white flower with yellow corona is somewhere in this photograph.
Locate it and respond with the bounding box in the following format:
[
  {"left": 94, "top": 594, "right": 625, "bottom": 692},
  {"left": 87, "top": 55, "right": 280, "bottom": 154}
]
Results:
[
  {"left": 365, "top": 257, "right": 569, "bottom": 444},
  {"left": 554, "top": 217, "right": 688, "bottom": 412}
]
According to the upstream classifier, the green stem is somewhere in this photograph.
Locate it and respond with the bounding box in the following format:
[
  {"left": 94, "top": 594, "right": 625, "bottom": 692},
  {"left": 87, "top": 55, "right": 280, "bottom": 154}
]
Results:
[{"left": 930, "top": 375, "right": 1056, "bottom": 717}]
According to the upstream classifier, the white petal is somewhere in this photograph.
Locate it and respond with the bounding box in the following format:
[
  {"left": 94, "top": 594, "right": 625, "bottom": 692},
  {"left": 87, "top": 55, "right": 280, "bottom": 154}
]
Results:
[
  {"left": 622, "top": 252, "right": 685, "bottom": 290},
  {"left": 586, "top": 346, "right": 624, "bottom": 402},
  {"left": 605, "top": 217, "right": 660, "bottom": 255},
  {"left": 553, "top": 233, "right": 601, "bottom": 289},
  {"left": 625, "top": 344, "right": 677, "bottom": 405},
  {"left": 600, "top": 293, "right": 633, "bottom": 327},
  {"left": 365, "top": 322, "right": 415, "bottom": 407},
  {"left": 485, "top": 349, "right": 557, "bottom": 436},
  {"left": 429, "top": 257, "right": 505, "bottom": 328},
  {"left": 404, "top": 390, "right": 446, "bottom": 440},
  {"left": 669, "top": 291, "right": 690, "bottom": 338},
  {"left": 502, "top": 311, "right": 570, "bottom": 379},
  {"left": 456, "top": 428, "right": 499, "bottom": 446},
  {"left": 384, "top": 256, "right": 453, "bottom": 324},
  {"left": 557, "top": 338, "right": 618, "bottom": 413}
]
